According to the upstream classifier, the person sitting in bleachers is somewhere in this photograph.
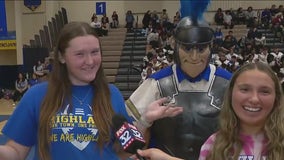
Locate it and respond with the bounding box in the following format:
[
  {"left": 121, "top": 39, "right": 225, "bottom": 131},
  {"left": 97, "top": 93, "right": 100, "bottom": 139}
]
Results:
[
  {"left": 110, "top": 11, "right": 119, "bottom": 28},
  {"left": 160, "top": 9, "right": 169, "bottom": 28},
  {"left": 235, "top": 7, "right": 246, "bottom": 25},
  {"left": 143, "top": 52, "right": 154, "bottom": 68},
  {"left": 43, "top": 57, "right": 53, "bottom": 74},
  {"left": 140, "top": 64, "right": 154, "bottom": 85},
  {"left": 91, "top": 13, "right": 97, "bottom": 22},
  {"left": 173, "top": 11, "right": 181, "bottom": 27},
  {"left": 268, "top": 48, "right": 283, "bottom": 73},
  {"left": 214, "top": 8, "right": 224, "bottom": 25},
  {"left": 247, "top": 26, "right": 258, "bottom": 40},
  {"left": 270, "top": 4, "right": 279, "bottom": 17},
  {"left": 150, "top": 10, "right": 160, "bottom": 30},
  {"left": 223, "top": 10, "right": 234, "bottom": 29},
  {"left": 221, "top": 31, "right": 237, "bottom": 53},
  {"left": 225, "top": 48, "right": 240, "bottom": 61},
  {"left": 33, "top": 60, "right": 45, "bottom": 77},
  {"left": 247, "top": 26, "right": 266, "bottom": 53},
  {"left": 240, "top": 42, "right": 255, "bottom": 64},
  {"left": 12, "top": 72, "right": 28, "bottom": 104},
  {"left": 213, "top": 26, "right": 224, "bottom": 46},
  {"left": 258, "top": 46, "right": 270, "bottom": 64},
  {"left": 243, "top": 49, "right": 259, "bottom": 64},
  {"left": 276, "top": 5, "right": 284, "bottom": 15},
  {"left": 150, "top": 55, "right": 161, "bottom": 71},
  {"left": 261, "top": 7, "right": 272, "bottom": 28},
  {"left": 125, "top": 10, "right": 135, "bottom": 32},
  {"left": 164, "top": 53, "right": 174, "bottom": 66},
  {"left": 28, "top": 72, "right": 40, "bottom": 88},
  {"left": 245, "top": 6, "right": 257, "bottom": 28},
  {"left": 147, "top": 29, "right": 160, "bottom": 49},
  {"left": 161, "top": 32, "right": 173, "bottom": 49},
  {"left": 142, "top": 10, "right": 152, "bottom": 28},
  {"left": 90, "top": 16, "right": 103, "bottom": 36},
  {"left": 227, "top": 55, "right": 240, "bottom": 72},
  {"left": 271, "top": 13, "right": 284, "bottom": 42},
  {"left": 270, "top": 47, "right": 284, "bottom": 62},
  {"left": 237, "top": 35, "right": 249, "bottom": 52},
  {"left": 214, "top": 51, "right": 230, "bottom": 70},
  {"left": 101, "top": 14, "right": 109, "bottom": 36},
  {"left": 229, "top": 8, "right": 237, "bottom": 22},
  {"left": 156, "top": 47, "right": 167, "bottom": 63}
]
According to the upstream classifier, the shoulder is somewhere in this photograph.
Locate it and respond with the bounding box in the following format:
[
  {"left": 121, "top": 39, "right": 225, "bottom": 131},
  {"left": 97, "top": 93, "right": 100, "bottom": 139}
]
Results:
[
  {"left": 214, "top": 65, "right": 232, "bottom": 80},
  {"left": 199, "top": 133, "right": 217, "bottom": 159},
  {"left": 108, "top": 84, "right": 133, "bottom": 121},
  {"left": 204, "top": 133, "right": 217, "bottom": 145},
  {"left": 108, "top": 84, "right": 120, "bottom": 94},
  {"left": 149, "top": 66, "right": 173, "bottom": 80},
  {"left": 26, "top": 82, "right": 48, "bottom": 94},
  {"left": 108, "top": 84, "right": 124, "bottom": 102},
  {"left": 22, "top": 82, "right": 48, "bottom": 102}
]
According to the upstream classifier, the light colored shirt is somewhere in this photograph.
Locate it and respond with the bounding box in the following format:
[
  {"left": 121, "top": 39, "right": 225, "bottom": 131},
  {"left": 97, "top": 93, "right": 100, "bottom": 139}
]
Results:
[{"left": 199, "top": 132, "right": 267, "bottom": 160}]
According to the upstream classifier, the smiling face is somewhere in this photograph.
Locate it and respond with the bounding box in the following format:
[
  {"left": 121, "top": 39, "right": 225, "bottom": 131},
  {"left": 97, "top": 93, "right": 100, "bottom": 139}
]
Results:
[
  {"left": 61, "top": 35, "right": 101, "bottom": 85},
  {"left": 178, "top": 45, "right": 210, "bottom": 78},
  {"left": 231, "top": 69, "right": 276, "bottom": 133}
]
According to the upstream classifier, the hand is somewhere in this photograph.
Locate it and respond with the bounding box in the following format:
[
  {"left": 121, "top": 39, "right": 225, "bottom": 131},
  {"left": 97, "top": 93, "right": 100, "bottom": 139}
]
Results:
[
  {"left": 143, "top": 97, "right": 183, "bottom": 123},
  {"left": 130, "top": 148, "right": 182, "bottom": 160}
]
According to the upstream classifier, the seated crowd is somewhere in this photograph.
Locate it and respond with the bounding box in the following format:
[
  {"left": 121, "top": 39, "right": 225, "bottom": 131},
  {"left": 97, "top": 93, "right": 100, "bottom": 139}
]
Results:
[
  {"left": 1, "top": 5, "right": 283, "bottom": 103},
  {"left": 90, "top": 13, "right": 109, "bottom": 36},
  {"left": 140, "top": 5, "right": 284, "bottom": 87},
  {"left": 89, "top": 11, "right": 120, "bottom": 36},
  {"left": 0, "top": 57, "right": 52, "bottom": 104}
]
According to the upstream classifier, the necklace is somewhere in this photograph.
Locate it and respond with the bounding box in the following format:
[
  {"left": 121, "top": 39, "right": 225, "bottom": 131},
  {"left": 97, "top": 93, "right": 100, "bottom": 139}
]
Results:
[{"left": 72, "top": 88, "right": 91, "bottom": 105}]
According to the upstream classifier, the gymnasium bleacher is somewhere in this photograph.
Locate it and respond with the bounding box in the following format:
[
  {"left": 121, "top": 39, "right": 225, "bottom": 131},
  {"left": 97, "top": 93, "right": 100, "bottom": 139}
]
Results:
[{"left": 1, "top": 5, "right": 284, "bottom": 99}]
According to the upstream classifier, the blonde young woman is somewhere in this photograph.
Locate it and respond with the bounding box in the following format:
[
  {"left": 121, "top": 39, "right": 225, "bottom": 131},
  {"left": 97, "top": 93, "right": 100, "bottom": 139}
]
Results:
[
  {"left": 199, "top": 62, "right": 284, "bottom": 160},
  {"left": 133, "top": 62, "right": 284, "bottom": 160}
]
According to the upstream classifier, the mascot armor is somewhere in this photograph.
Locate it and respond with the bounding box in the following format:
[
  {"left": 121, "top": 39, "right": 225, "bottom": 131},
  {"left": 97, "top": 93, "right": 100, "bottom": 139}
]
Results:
[
  {"left": 126, "top": 1, "right": 232, "bottom": 159},
  {"left": 149, "top": 17, "right": 231, "bottom": 160}
]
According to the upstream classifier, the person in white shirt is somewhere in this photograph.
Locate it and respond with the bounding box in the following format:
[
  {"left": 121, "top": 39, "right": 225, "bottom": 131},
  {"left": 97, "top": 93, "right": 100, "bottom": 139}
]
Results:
[
  {"left": 90, "top": 16, "right": 103, "bottom": 36},
  {"left": 258, "top": 47, "right": 270, "bottom": 64},
  {"left": 223, "top": 10, "right": 234, "bottom": 29}
]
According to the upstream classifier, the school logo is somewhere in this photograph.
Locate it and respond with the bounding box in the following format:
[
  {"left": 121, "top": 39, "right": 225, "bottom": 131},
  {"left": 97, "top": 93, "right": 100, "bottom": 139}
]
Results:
[
  {"left": 51, "top": 104, "right": 99, "bottom": 150},
  {"left": 24, "top": 0, "right": 41, "bottom": 11}
]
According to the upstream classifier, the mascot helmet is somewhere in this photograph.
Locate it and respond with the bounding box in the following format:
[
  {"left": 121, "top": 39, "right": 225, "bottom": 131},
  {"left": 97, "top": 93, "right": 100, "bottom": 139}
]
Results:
[
  {"left": 173, "top": 0, "right": 213, "bottom": 65},
  {"left": 174, "top": 17, "right": 214, "bottom": 45}
]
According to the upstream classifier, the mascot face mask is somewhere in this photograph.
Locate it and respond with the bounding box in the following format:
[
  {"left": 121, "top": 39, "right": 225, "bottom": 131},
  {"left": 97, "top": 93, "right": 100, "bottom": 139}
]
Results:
[
  {"left": 178, "top": 43, "right": 210, "bottom": 78},
  {"left": 173, "top": 16, "right": 214, "bottom": 78}
]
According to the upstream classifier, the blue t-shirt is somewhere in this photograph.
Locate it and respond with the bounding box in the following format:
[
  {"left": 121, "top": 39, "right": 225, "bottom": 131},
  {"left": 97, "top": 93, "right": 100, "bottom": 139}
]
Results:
[
  {"left": 28, "top": 78, "right": 39, "bottom": 87},
  {"left": 2, "top": 82, "right": 131, "bottom": 160}
]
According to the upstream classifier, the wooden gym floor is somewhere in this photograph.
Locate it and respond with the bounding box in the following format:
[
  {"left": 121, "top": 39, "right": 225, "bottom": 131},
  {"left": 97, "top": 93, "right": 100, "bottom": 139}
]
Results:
[
  {"left": 0, "top": 99, "right": 34, "bottom": 160},
  {"left": 0, "top": 98, "right": 15, "bottom": 138}
]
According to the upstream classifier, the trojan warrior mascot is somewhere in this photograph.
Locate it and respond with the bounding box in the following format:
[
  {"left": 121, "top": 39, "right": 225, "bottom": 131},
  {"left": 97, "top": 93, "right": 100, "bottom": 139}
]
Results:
[{"left": 126, "top": 0, "right": 232, "bottom": 159}]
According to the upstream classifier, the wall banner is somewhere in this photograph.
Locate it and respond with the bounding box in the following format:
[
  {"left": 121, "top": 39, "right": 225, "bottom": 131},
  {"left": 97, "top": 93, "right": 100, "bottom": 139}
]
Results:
[
  {"left": 24, "top": 0, "right": 41, "bottom": 11},
  {"left": 0, "top": 1, "right": 8, "bottom": 37},
  {"left": 0, "top": 40, "right": 17, "bottom": 50}
]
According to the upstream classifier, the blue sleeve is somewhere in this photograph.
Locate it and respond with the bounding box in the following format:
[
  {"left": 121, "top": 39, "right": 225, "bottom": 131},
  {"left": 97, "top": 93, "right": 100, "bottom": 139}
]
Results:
[
  {"left": 149, "top": 66, "right": 173, "bottom": 80},
  {"left": 215, "top": 67, "right": 232, "bottom": 80},
  {"left": 2, "top": 83, "right": 47, "bottom": 146},
  {"left": 109, "top": 84, "right": 133, "bottom": 123}
]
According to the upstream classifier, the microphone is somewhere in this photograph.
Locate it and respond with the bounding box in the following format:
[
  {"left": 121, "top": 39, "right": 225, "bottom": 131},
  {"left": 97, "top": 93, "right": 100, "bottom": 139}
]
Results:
[{"left": 112, "top": 114, "right": 146, "bottom": 160}]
